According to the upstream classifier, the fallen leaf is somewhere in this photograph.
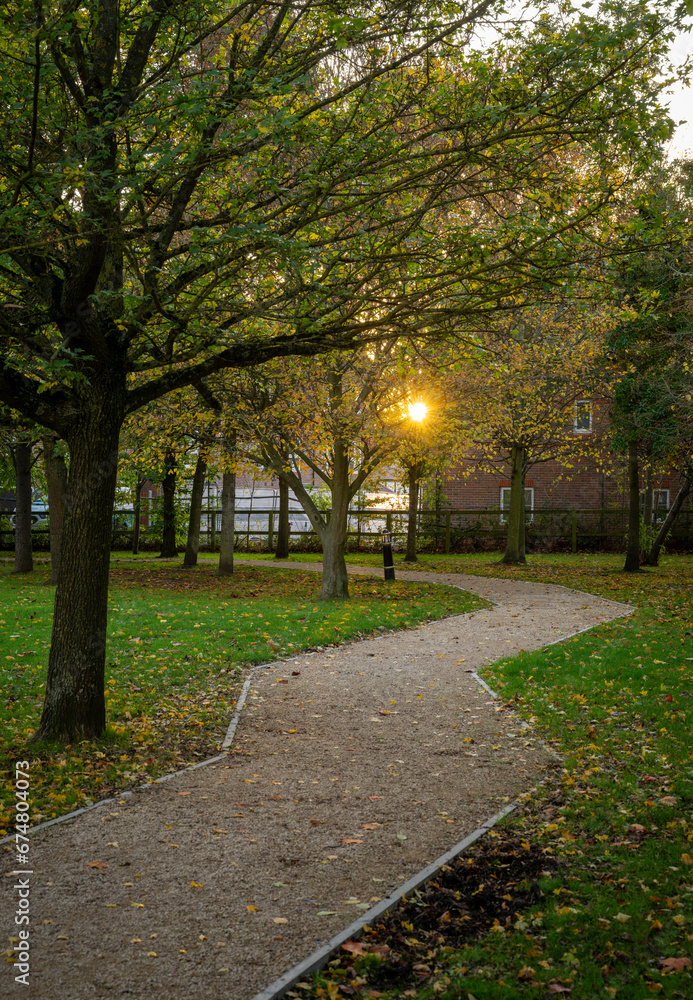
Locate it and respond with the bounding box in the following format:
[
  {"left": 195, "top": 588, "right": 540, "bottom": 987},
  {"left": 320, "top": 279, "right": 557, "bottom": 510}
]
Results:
[
  {"left": 146, "top": 951, "right": 157, "bottom": 957},
  {"left": 681, "top": 853, "right": 693, "bottom": 864},
  {"left": 190, "top": 882, "right": 203, "bottom": 888},
  {"left": 317, "top": 910, "right": 337, "bottom": 916},
  {"left": 660, "top": 796, "right": 677, "bottom": 806},
  {"left": 548, "top": 984, "right": 572, "bottom": 994},
  {"left": 86, "top": 861, "right": 109, "bottom": 869},
  {"left": 106, "top": 842, "right": 119, "bottom": 848},
  {"left": 273, "top": 917, "right": 288, "bottom": 925},
  {"left": 246, "top": 905, "right": 257, "bottom": 912},
  {"left": 177, "top": 791, "right": 191, "bottom": 796},
  {"left": 659, "top": 957, "right": 691, "bottom": 971},
  {"left": 359, "top": 824, "right": 380, "bottom": 831},
  {"left": 397, "top": 833, "right": 407, "bottom": 841},
  {"left": 131, "top": 902, "right": 145, "bottom": 908},
  {"left": 368, "top": 796, "right": 384, "bottom": 801},
  {"left": 614, "top": 912, "right": 631, "bottom": 923},
  {"left": 341, "top": 939, "right": 366, "bottom": 956},
  {"left": 341, "top": 839, "right": 363, "bottom": 845}
]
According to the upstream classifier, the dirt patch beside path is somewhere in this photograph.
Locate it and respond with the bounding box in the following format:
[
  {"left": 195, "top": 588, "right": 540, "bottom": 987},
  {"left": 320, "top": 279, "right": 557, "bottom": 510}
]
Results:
[{"left": 1, "top": 566, "right": 631, "bottom": 1000}]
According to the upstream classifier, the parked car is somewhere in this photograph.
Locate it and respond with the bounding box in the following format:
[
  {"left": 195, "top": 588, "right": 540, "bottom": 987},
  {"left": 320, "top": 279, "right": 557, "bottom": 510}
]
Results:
[{"left": 9, "top": 502, "right": 49, "bottom": 531}]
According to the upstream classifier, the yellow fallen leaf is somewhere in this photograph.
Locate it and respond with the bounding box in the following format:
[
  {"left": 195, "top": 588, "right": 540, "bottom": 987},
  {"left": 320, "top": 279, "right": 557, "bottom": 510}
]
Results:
[
  {"left": 146, "top": 951, "right": 157, "bottom": 957},
  {"left": 131, "top": 903, "right": 144, "bottom": 908},
  {"left": 681, "top": 853, "right": 693, "bottom": 865},
  {"left": 614, "top": 912, "right": 631, "bottom": 923},
  {"left": 273, "top": 917, "right": 288, "bottom": 924},
  {"left": 190, "top": 882, "right": 203, "bottom": 888},
  {"left": 105, "top": 903, "right": 118, "bottom": 908},
  {"left": 246, "top": 905, "right": 257, "bottom": 912}
]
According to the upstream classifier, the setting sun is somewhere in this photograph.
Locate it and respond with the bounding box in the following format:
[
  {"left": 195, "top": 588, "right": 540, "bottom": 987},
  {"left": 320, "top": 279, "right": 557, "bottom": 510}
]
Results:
[{"left": 408, "top": 401, "right": 428, "bottom": 422}]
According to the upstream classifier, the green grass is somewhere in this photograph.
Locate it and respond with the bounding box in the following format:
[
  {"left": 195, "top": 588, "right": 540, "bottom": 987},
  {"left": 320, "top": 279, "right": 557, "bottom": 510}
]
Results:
[
  {"left": 300, "top": 553, "right": 693, "bottom": 1000},
  {"left": 0, "top": 561, "right": 486, "bottom": 834}
]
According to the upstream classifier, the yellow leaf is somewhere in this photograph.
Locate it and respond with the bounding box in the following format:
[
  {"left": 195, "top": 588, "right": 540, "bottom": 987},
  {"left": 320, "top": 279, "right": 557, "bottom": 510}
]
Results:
[
  {"left": 246, "top": 905, "right": 257, "bottom": 912},
  {"left": 146, "top": 951, "right": 157, "bottom": 957},
  {"left": 273, "top": 917, "right": 288, "bottom": 924}
]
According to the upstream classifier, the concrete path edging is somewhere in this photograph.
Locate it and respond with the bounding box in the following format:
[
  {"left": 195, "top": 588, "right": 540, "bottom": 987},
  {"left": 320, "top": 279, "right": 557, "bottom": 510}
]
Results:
[{"left": 249, "top": 803, "right": 517, "bottom": 1000}]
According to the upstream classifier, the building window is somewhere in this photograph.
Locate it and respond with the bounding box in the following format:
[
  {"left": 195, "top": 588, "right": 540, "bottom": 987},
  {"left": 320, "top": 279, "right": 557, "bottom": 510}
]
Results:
[
  {"left": 653, "top": 489, "right": 670, "bottom": 511},
  {"left": 500, "top": 487, "right": 534, "bottom": 523},
  {"left": 574, "top": 400, "right": 592, "bottom": 433}
]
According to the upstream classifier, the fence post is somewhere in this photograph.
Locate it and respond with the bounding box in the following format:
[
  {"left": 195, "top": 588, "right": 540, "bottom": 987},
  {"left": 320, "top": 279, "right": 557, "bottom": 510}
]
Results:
[
  {"left": 571, "top": 509, "right": 577, "bottom": 554},
  {"left": 386, "top": 512, "right": 392, "bottom": 535},
  {"left": 268, "top": 511, "right": 274, "bottom": 553},
  {"left": 445, "top": 511, "right": 451, "bottom": 554},
  {"left": 211, "top": 509, "right": 216, "bottom": 551}
]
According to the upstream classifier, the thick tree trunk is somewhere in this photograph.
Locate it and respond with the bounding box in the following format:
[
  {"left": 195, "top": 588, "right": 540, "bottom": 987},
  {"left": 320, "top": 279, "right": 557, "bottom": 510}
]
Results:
[
  {"left": 624, "top": 434, "right": 641, "bottom": 572},
  {"left": 12, "top": 440, "right": 33, "bottom": 574},
  {"left": 32, "top": 386, "right": 125, "bottom": 743},
  {"left": 500, "top": 444, "right": 526, "bottom": 565},
  {"left": 320, "top": 431, "right": 350, "bottom": 599},
  {"left": 218, "top": 469, "right": 235, "bottom": 576},
  {"left": 645, "top": 474, "right": 691, "bottom": 567},
  {"left": 159, "top": 449, "right": 178, "bottom": 558},
  {"left": 183, "top": 451, "right": 207, "bottom": 567},
  {"left": 275, "top": 477, "right": 290, "bottom": 559},
  {"left": 404, "top": 462, "right": 422, "bottom": 563},
  {"left": 42, "top": 436, "right": 68, "bottom": 584},
  {"left": 132, "top": 476, "right": 145, "bottom": 555}
]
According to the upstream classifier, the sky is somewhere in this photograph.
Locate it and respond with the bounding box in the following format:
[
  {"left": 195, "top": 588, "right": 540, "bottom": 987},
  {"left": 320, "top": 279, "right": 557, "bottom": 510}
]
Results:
[{"left": 663, "top": 26, "right": 693, "bottom": 158}]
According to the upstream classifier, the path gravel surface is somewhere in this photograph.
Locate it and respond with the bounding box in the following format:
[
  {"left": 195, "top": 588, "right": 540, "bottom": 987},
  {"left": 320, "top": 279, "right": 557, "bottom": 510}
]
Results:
[{"left": 1, "top": 564, "right": 631, "bottom": 1000}]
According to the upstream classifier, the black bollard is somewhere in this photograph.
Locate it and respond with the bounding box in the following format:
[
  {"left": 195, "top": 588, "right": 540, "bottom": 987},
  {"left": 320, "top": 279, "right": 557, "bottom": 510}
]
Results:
[{"left": 382, "top": 530, "right": 395, "bottom": 582}]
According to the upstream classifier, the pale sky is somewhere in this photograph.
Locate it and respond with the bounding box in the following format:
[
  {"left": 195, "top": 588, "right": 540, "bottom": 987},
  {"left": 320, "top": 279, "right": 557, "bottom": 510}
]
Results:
[{"left": 663, "top": 26, "right": 693, "bottom": 158}]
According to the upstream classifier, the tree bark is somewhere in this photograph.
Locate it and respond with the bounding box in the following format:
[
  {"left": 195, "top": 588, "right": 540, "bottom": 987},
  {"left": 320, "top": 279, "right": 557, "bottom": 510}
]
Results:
[
  {"left": 183, "top": 451, "right": 207, "bottom": 567},
  {"left": 645, "top": 474, "right": 691, "bottom": 567},
  {"left": 32, "top": 384, "right": 125, "bottom": 742},
  {"left": 132, "top": 476, "right": 145, "bottom": 555},
  {"left": 624, "top": 433, "right": 641, "bottom": 572},
  {"left": 319, "top": 425, "right": 350, "bottom": 599},
  {"left": 159, "top": 449, "right": 178, "bottom": 558},
  {"left": 12, "top": 440, "right": 34, "bottom": 574},
  {"left": 275, "top": 477, "right": 290, "bottom": 559},
  {"left": 218, "top": 469, "right": 236, "bottom": 576},
  {"left": 500, "top": 444, "right": 526, "bottom": 565},
  {"left": 404, "top": 461, "right": 423, "bottom": 562},
  {"left": 42, "top": 436, "right": 68, "bottom": 584}
]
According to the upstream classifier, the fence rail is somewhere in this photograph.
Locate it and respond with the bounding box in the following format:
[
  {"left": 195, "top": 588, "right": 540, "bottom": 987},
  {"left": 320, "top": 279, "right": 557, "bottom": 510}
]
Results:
[{"left": 2, "top": 505, "right": 691, "bottom": 554}]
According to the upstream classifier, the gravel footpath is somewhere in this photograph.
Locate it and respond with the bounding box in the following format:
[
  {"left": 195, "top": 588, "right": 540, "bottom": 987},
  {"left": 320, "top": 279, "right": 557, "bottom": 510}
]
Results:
[{"left": 2, "top": 565, "right": 631, "bottom": 1000}]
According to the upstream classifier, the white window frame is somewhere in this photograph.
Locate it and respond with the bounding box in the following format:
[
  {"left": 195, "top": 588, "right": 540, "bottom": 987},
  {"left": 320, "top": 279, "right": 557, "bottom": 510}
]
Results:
[
  {"left": 500, "top": 487, "right": 534, "bottom": 523},
  {"left": 574, "top": 400, "right": 592, "bottom": 434}
]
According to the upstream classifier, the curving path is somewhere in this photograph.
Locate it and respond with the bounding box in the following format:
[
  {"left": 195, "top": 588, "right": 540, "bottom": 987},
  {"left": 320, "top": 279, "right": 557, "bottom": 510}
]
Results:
[{"left": 1, "top": 565, "right": 632, "bottom": 1000}]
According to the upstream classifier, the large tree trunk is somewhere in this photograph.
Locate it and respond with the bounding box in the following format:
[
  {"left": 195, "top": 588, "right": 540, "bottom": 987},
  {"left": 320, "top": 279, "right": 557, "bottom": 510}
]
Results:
[
  {"left": 500, "top": 444, "right": 526, "bottom": 565},
  {"left": 624, "top": 433, "right": 640, "bottom": 572},
  {"left": 183, "top": 451, "right": 207, "bottom": 567},
  {"left": 42, "top": 436, "right": 68, "bottom": 584},
  {"left": 218, "top": 469, "right": 236, "bottom": 576},
  {"left": 159, "top": 449, "right": 178, "bottom": 558},
  {"left": 320, "top": 428, "right": 350, "bottom": 599},
  {"left": 12, "top": 440, "right": 33, "bottom": 574},
  {"left": 32, "top": 385, "right": 125, "bottom": 743},
  {"left": 275, "top": 477, "right": 290, "bottom": 559},
  {"left": 645, "top": 474, "right": 691, "bottom": 567},
  {"left": 132, "top": 476, "right": 145, "bottom": 555},
  {"left": 404, "top": 461, "right": 423, "bottom": 563}
]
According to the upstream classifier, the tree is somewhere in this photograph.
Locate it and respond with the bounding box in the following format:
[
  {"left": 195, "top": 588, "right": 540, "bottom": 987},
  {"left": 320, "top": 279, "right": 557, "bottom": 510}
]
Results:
[
  {"left": 0, "top": 0, "right": 679, "bottom": 739},
  {"left": 606, "top": 157, "right": 693, "bottom": 571},
  {"left": 456, "top": 308, "right": 607, "bottom": 564},
  {"left": 229, "top": 345, "right": 408, "bottom": 597}
]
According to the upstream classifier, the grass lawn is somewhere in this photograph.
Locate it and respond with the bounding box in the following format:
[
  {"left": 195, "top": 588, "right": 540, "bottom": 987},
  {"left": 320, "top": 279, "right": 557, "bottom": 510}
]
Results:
[
  {"left": 302, "top": 553, "right": 693, "bottom": 1000},
  {"left": 0, "top": 561, "right": 486, "bottom": 835}
]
